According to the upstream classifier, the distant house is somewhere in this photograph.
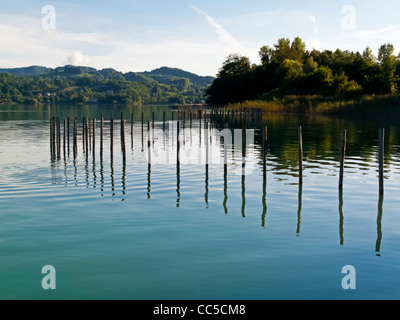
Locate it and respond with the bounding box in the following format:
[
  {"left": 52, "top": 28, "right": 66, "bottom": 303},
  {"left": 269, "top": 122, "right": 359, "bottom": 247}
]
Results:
[
  {"left": 90, "top": 98, "right": 98, "bottom": 103},
  {"left": 45, "top": 92, "right": 51, "bottom": 96}
]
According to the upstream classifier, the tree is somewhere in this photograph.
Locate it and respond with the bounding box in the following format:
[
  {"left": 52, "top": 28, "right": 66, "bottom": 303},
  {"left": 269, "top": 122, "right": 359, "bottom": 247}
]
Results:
[
  {"left": 259, "top": 45, "right": 273, "bottom": 65},
  {"left": 217, "top": 54, "right": 251, "bottom": 78},
  {"left": 362, "top": 46, "right": 376, "bottom": 66},
  {"left": 377, "top": 43, "right": 398, "bottom": 94}
]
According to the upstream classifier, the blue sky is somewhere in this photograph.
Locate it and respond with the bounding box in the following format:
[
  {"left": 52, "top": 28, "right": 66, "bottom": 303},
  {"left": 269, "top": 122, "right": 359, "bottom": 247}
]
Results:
[{"left": 1, "top": 0, "right": 400, "bottom": 76}]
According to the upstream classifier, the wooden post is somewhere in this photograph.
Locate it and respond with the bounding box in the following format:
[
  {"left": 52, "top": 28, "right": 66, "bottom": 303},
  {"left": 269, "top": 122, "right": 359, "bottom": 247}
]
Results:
[
  {"left": 73, "top": 117, "right": 77, "bottom": 156},
  {"left": 263, "top": 126, "right": 268, "bottom": 180},
  {"left": 67, "top": 117, "right": 70, "bottom": 156},
  {"left": 131, "top": 113, "right": 133, "bottom": 137},
  {"left": 100, "top": 114, "right": 104, "bottom": 158},
  {"left": 63, "top": 118, "right": 66, "bottom": 157},
  {"left": 177, "top": 120, "right": 180, "bottom": 165},
  {"left": 141, "top": 111, "right": 144, "bottom": 148},
  {"left": 379, "top": 128, "right": 385, "bottom": 195},
  {"left": 121, "top": 119, "right": 126, "bottom": 162},
  {"left": 224, "top": 126, "right": 228, "bottom": 176},
  {"left": 57, "top": 117, "right": 61, "bottom": 159},
  {"left": 152, "top": 111, "right": 155, "bottom": 129},
  {"left": 110, "top": 115, "right": 114, "bottom": 160},
  {"left": 242, "top": 126, "right": 246, "bottom": 173},
  {"left": 298, "top": 126, "right": 303, "bottom": 185},
  {"left": 50, "top": 117, "right": 54, "bottom": 159},
  {"left": 339, "top": 129, "right": 347, "bottom": 190},
  {"left": 82, "top": 117, "right": 85, "bottom": 153},
  {"left": 85, "top": 117, "right": 89, "bottom": 156},
  {"left": 205, "top": 122, "right": 209, "bottom": 170},
  {"left": 163, "top": 111, "right": 166, "bottom": 131},
  {"left": 120, "top": 112, "right": 123, "bottom": 135},
  {"left": 147, "top": 121, "right": 151, "bottom": 164},
  {"left": 92, "top": 118, "right": 96, "bottom": 158},
  {"left": 88, "top": 117, "right": 91, "bottom": 151}
]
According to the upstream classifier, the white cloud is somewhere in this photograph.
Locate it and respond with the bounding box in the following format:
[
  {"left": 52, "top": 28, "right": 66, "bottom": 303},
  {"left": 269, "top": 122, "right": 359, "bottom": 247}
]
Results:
[{"left": 65, "top": 50, "right": 91, "bottom": 66}]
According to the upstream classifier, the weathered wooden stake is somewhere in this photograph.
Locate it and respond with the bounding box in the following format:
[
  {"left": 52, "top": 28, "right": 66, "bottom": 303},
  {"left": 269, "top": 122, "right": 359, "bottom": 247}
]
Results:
[
  {"left": 263, "top": 126, "right": 268, "bottom": 180},
  {"left": 298, "top": 126, "right": 303, "bottom": 185},
  {"left": 339, "top": 129, "right": 347, "bottom": 190},
  {"left": 110, "top": 115, "right": 114, "bottom": 159},
  {"left": 67, "top": 117, "right": 70, "bottom": 155},
  {"left": 82, "top": 117, "right": 85, "bottom": 153},
  {"left": 63, "top": 118, "right": 66, "bottom": 157},
  {"left": 57, "top": 117, "right": 61, "bottom": 159},
  {"left": 100, "top": 114, "right": 104, "bottom": 158},
  {"left": 92, "top": 118, "right": 96, "bottom": 158},
  {"left": 205, "top": 122, "right": 209, "bottom": 170},
  {"left": 50, "top": 117, "right": 54, "bottom": 158},
  {"left": 163, "top": 111, "right": 166, "bottom": 131},
  {"left": 141, "top": 111, "right": 144, "bottom": 148},
  {"left": 177, "top": 120, "right": 180, "bottom": 165},
  {"left": 121, "top": 119, "right": 126, "bottom": 162},
  {"left": 147, "top": 121, "right": 151, "bottom": 164},
  {"left": 85, "top": 117, "right": 89, "bottom": 156},
  {"left": 73, "top": 117, "right": 77, "bottom": 156},
  {"left": 88, "top": 117, "right": 91, "bottom": 151},
  {"left": 379, "top": 128, "right": 385, "bottom": 195}
]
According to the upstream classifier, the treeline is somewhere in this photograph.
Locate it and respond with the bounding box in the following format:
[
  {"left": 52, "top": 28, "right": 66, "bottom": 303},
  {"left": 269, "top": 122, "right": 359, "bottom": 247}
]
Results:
[
  {"left": 205, "top": 37, "right": 400, "bottom": 106},
  {"left": 0, "top": 65, "right": 213, "bottom": 105}
]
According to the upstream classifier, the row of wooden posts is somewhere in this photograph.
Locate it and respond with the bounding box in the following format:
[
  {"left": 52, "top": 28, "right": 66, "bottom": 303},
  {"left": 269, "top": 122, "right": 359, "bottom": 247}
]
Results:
[{"left": 49, "top": 111, "right": 386, "bottom": 195}]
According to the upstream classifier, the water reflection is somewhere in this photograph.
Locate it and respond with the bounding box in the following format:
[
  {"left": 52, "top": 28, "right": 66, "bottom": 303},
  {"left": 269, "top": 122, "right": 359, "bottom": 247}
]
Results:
[
  {"left": 40, "top": 107, "right": 396, "bottom": 256},
  {"left": 297, "top": 184, "right": 303, "bottom": 236},
  {"left": 376, "top": 195, "right": 384, "bottom": 256},
  {"left": 261, "top": 178, "right": 267, "bottom": 228},
  {"left": 338, "top": 189, "right": 344, "bottom": 245}
]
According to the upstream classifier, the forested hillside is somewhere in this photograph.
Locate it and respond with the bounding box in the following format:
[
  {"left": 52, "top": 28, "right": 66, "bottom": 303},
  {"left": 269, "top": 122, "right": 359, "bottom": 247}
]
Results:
[{"left": 0, "top": 65, "right": 214, "bottom": 105}]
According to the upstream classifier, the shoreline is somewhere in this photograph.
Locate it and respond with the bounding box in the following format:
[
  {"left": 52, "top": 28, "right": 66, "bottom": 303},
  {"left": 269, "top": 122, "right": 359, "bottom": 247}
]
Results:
[{"left": 220, "top": 94, "right": 400, "bottom": 116}]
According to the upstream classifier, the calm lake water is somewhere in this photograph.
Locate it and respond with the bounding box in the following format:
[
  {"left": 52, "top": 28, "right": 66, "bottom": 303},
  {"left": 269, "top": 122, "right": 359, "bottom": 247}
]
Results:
[{"left": 1, "top": 104, "right": 400, "bottom": 300}]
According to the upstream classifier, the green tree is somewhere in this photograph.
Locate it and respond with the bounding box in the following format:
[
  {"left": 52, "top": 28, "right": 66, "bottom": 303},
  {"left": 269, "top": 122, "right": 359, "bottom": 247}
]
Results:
[{"left": 217, "top": 54, "right": 251, "bottom": 78}]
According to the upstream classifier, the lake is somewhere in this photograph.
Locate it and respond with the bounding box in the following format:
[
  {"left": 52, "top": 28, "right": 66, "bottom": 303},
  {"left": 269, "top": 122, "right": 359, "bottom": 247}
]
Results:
[{"left": 1, "top": 104, "right": 400, "bottom": 300}]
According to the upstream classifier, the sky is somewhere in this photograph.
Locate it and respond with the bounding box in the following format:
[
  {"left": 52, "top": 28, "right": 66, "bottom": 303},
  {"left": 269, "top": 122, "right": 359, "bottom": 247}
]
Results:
[{"left": 1, "top": 0, "right": 400, "bottom": 76}]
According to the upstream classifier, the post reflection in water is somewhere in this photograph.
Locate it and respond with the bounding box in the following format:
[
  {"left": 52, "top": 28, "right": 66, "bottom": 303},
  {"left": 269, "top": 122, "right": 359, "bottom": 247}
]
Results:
[
  {"left": 296, "top": 184, "right": 302, "bottom": 236},
  {"left": 223, "top": 170, "right": 228, "bottom": 214},
  {"left": 261, "top": 178, "right": 267, "bottom": 228},
  {"left": 176, "top": 163, "right": 181, "bottom": 208},
  {"left": 338, "top": 189, "right": 344, "bottom": 245},
  {"left": 45, "top": 109, "right": 392, "bottom": 252},
  {"left": 376, "top": 195, "right": 384, "bottom": 256},
  {"left": 110, "top": 158, "right": 115, "bottom": 197},
  {"left": 122, "top": 161, "right": 126, "bottom": 202},
  {"left": 205, "top": 164, "right": 209, "bottom": 208},
  {"left": 241, "top": 173, "right": 246, "bottom": 218},
  {"left": 100, "top": 155, "right": 104, "bottom": 197},
  {"left": 147, "top": 163, "right": 151, "bottom": 200}
]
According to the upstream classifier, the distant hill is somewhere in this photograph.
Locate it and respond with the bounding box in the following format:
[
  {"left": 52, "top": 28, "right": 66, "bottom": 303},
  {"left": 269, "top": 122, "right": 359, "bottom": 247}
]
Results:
[
  {"left": 0, "top": 65, "right": 214, "bottom": 105},
  {"left": 0, "top": 65, "right": 214, "bottom": 86},
  {"left": 141, "top": 66, "right": 215, "bottom": 86},
  {"left": 0, "top": 65, "right": 53, "bottom": 77}
]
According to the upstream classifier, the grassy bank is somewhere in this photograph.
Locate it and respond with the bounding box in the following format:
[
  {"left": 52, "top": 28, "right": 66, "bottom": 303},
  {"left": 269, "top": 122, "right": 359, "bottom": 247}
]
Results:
[{"left": 224, "top": 95, "right": 400, "bottom": 115}]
